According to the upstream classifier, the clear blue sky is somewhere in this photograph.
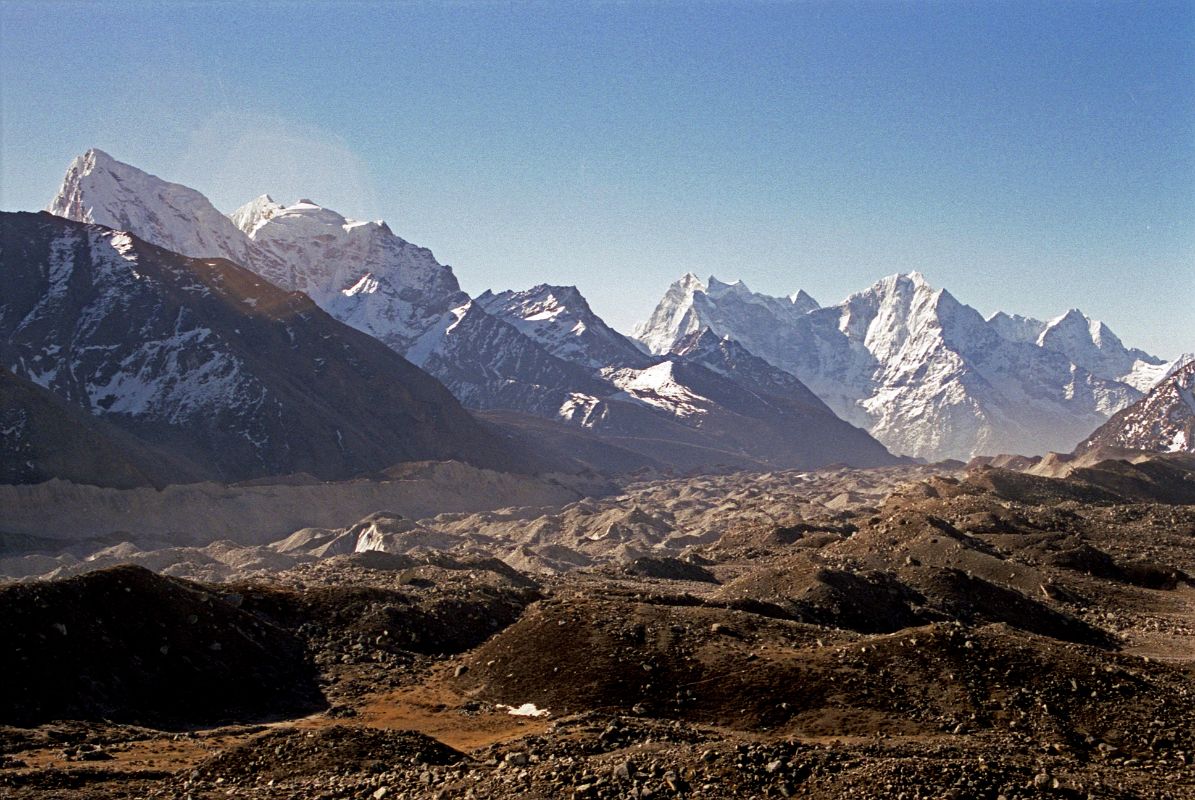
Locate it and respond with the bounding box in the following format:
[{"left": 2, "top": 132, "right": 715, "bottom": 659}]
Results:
[{"left": 2, "top": 1, "right": 1192, "bottom": 357}]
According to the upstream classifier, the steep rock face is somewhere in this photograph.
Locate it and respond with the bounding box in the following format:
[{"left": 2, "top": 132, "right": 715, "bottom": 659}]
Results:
[
  {"left": 635, "top": 272, "right": 708, "bottom": 354},
  {"left": 1077, "top": 360, "right": 1195, "bottom": 454},
  {"left": 670, "top": 328, "right": 837, "bottom": 415},
  {"left": 477, "top": 284, "right": 654, "bottom": 370},
  {"left": 0, "top": 212, "right": 527, "bottom": 481},
  {"left": 636, "top": 272, "right": 1147, "bottom": 461},
  {"left": 1034, "top": 309, "right": 1170, "bottom": 392},
  {"left": 48, "top": 149, "right": 261, "bottom": 277},
  {"left": 409, "top": 301, "right": 610, "bottom": 416}
]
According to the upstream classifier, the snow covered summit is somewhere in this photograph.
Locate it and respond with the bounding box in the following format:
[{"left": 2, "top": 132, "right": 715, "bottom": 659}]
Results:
[
  {"left": 635, "top": 270, "right": 1166, "bottom": 461},
  {"left": 43, "top": 150, "right": 897, "bottom": 471},
  {"left": 477, "top": 284, "right": 654, "bottom": 370},
  {"left": 48, "top": 148, "right": 259, "bottom": 270}
]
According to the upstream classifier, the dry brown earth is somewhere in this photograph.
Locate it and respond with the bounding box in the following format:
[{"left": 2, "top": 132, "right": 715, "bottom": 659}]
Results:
[{"left": 2, "top": 457, "right": 1193, "bottom": 798}]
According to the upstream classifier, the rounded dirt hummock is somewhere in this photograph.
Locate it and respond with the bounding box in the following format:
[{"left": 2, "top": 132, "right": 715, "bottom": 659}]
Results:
[{"left": 0, "top": 565, "right": 323, "bottom": 727}]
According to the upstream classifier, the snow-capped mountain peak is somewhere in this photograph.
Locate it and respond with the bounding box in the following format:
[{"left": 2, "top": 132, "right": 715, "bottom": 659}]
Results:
[
  {"left": 632, "top": 273, "right": 711, "bottom": 354},
  {"left": 228, "top": 195, "right": 464, "bottom": 330},
  {"left": 48, "top": 148, "right": 258, "bottom": 270},
  {"left": 228, "top": 194, "right": 284, "bottom": 235},
  {"left": 1, "top": 210, "right": 517, "bottom": 481},
  {"left": 47, "top": 149, "right": 467, "bottom": 354},
  {"left": 37, "top": 151, "right": 903, "bottom": 472},
  {"left": 836, "top": 272, "right": 961, "bottom": 354},
  {"left": 788, "top": 289, "right": 820, "bottom": 313},
  {"left": 1036, "top": 307, "right": 1167, "bottom": 391},
  {"left": 477, "top": 284, "right": 653, "bottom": 370},
  {"left": 1040, "top": 308, "right": 1099, "bottom": 344},
  {"left": 634, "top": 272, "right": 826, "bottom": 357},
  {"left": 1078, "top": 359, "right": 1195, "bottom": 454},
  {"left": 987, "top": 311, "right": 1047, "bottom": 343},
  {"left": 706, "top": 276, "right": 752, "bottom": 298},
  {"left": 635, "top": 268, "right": 1162, "bottom": 460}
]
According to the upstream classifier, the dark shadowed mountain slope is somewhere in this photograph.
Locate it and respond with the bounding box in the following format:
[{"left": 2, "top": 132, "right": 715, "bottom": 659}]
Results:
[
  {"left": 0, "top": 366, "right": 205, "bottom": 488},
  {"left": 0, "top": 212, "right": 536, "bottom": 482}
]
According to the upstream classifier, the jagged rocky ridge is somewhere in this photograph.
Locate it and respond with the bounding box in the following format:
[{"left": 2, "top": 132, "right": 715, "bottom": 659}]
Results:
[
  {"left": 0, "top": 211, "right": 531, "bottom": 483},
  {"left": 44, "top": 149, "right": 897, "bottom": 471},
  {"left": 1077, "top": 358, "right": 1195, "bottom": 454},
  {"left": 476, "top": 285, "right": 655, "bottom": 371},
  {"left": 635, "top": 272, "right": 1174, "bottom": 461}
]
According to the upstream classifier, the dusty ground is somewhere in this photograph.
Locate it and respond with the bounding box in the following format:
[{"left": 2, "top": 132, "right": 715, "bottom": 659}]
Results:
[{"left": 1, "top": 456, "right": 1194, "bottom": 799}]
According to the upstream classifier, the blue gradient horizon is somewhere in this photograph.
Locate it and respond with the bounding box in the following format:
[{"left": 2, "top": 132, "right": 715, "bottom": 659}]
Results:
[{"left": 1, "top": 1, "right": 1191, "bottom": 357}]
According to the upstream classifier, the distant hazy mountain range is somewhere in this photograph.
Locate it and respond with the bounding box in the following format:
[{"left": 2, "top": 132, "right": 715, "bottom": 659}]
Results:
[
  {"left": 0, "top": 147, "right": 1178, "bottom": 487},
  {"left": 27, "top": 149, "right": 894, "bottom": 479},
  {"left": 635, "top": 272, "right": 1179, "bottom": 460}
]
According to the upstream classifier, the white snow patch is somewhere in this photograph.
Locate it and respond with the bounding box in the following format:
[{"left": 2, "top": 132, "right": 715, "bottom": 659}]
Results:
[
  {"left": 342, "top": 273, "right": 380, "bottom": 297},
  {"left": 606, "top": 361, "right": 708, "bottom": 418},
  {"left": 403, "top": 303, "right": 471, "bottom": 367},
  {"left": 445, "top": 303, "right": 471, "bottom": 334},
  {"left": 558, "top": 393, "right": 604, "bottom": 427},
  {"left": 108, "top": 232, "right": 138, "bottom": 261},
  {"left": 498, "top": 703, "right": 549, "bottom": 717}
]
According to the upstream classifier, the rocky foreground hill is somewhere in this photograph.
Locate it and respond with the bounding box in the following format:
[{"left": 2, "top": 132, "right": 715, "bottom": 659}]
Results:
[{"left": 1, "top": 456, "right": 1193, "bottom": 799}]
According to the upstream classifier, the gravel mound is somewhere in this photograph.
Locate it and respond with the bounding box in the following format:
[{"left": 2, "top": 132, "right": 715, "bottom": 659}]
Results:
[
  {"left": 189, "top": 726, "right": 463, "bottom": 784},
  {"left": 0, "top": 565, "right": 321, "bottom": 727},
  {"left": 622, "top": 556, "right": 719, "bottom": 583}
]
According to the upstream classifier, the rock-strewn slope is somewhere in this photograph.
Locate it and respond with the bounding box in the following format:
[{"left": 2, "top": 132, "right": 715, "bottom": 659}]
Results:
[
  {"left": 2, "top": 458, "right": 1194, "bottom": 799},
  {"left": 0, "top": 565, "right": 322, "bottom": 727}
]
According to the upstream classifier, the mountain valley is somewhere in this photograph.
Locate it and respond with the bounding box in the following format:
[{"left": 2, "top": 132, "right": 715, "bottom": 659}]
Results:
[{"left": 1, "top": 148, "right": 1191, "bottom": 800}]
